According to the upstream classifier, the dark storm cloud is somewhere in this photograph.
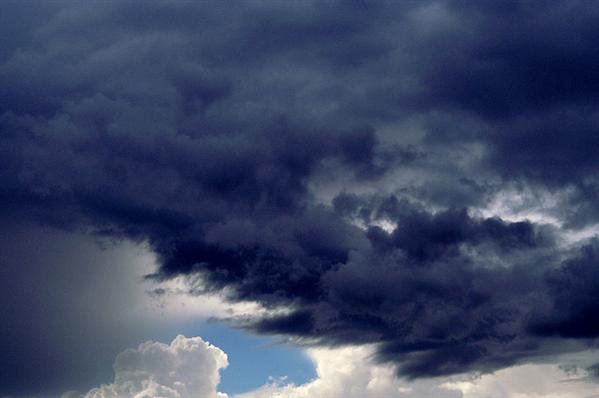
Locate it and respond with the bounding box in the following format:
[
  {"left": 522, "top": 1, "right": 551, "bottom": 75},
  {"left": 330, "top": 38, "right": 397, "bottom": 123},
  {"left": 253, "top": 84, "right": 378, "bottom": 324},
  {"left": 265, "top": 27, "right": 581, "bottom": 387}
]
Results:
[
  {"left": 410, "top": 1, "right": 599, "bottom": 117},
  {"left": 531, "top": 240, "right": 599, "bottom": 339},
  {"left": 2, "top": 0, "right": 599, "bottom": 393},
  {"left": 254, "top": 200, "right": 565, "bottom": 377}
]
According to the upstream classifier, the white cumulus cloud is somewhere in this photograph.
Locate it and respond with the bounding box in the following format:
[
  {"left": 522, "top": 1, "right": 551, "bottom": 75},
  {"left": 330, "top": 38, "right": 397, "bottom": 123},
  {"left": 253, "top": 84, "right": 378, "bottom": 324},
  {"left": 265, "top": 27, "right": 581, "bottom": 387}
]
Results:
[
  {"left": 74, "top": 335, "right": 228, "bottom": 398},
  {"left": 234, "top": 345, "right": 457, "bottom": 398},
  {"left": 235, "top": 345, "right": 599, "bottom": 398},
  {"left": 68, "top": 335, "right": 599, "bottom": 398}
]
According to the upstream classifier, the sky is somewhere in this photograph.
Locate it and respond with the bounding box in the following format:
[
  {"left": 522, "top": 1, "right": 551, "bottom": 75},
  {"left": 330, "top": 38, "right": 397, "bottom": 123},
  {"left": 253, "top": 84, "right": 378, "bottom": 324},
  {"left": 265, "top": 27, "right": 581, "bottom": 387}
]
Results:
[{"left": 2, "top": 1, "right": 599, "bottom": 397}]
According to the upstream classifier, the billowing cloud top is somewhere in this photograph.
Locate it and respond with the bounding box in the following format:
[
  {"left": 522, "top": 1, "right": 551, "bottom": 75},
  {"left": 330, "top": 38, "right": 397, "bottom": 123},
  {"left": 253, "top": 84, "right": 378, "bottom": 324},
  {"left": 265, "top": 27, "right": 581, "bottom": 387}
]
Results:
[
  {"left": 2, "top": 0, "right": 599, "bottom": 386},
  {"left": 73, "top": 335, "right": 228, "bottom": 398}
]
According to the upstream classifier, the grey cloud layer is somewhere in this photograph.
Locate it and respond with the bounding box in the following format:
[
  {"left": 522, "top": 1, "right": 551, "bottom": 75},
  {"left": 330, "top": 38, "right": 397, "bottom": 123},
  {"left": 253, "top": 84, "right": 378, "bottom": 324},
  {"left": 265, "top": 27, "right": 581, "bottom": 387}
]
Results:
[{"left": 2, "top": 0, "right": 599, "bottom": 393}]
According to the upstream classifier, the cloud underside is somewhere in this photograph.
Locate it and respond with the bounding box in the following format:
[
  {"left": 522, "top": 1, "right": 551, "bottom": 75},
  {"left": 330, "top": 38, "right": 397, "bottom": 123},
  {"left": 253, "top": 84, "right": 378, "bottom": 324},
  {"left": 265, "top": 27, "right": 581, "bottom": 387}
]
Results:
[{"left": 3, "top": 0, "right": 599, "bottom": 384}]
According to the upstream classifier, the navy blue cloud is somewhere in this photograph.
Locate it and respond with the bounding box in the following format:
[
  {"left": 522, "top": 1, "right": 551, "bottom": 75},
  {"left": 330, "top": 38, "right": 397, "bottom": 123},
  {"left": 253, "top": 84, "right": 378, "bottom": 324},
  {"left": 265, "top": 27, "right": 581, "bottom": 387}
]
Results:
[{"left": 2, "top": 0, "right": 599, "bottom": 393}]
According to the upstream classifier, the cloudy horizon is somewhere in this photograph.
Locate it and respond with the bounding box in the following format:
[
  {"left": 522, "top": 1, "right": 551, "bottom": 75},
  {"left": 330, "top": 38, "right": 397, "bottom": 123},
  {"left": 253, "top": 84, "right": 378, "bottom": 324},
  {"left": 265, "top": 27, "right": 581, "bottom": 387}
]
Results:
[{"left": 3, "top": 1, "right": 599, "bottom": 397}]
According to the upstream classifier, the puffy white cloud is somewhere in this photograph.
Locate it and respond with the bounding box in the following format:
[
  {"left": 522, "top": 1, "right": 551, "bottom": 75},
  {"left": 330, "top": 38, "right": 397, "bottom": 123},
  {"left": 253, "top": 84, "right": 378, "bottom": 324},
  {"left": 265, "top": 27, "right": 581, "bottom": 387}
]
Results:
[
  {"left": 236, "top": 345, "right": 599, "bottom": 398},
  {"left": 439, "top": 362, "right": 599, "bottom": 398},
  {"left": 234, "top": 345, "right": 457, "bottom": 398},
  {"left": 69, "top": 334, "right": 599, "bottom": 398},
  {"left": 77, "top": 335, "right": 228, "bottom": 398}
]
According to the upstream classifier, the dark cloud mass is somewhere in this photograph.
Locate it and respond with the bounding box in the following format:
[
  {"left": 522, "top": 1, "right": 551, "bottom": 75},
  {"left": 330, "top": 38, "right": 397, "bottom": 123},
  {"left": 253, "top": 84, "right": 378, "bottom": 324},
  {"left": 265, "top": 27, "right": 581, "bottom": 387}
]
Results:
[{"left": 2, "top": 0, "right": 599, "bottom": 393}]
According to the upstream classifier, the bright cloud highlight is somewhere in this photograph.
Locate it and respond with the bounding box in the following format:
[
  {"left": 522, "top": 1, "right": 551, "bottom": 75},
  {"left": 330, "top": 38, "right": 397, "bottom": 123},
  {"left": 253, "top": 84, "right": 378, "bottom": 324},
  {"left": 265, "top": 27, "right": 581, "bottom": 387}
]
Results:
[{"left": 75, "top": 336, "right": 228, "bottom": 398}]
